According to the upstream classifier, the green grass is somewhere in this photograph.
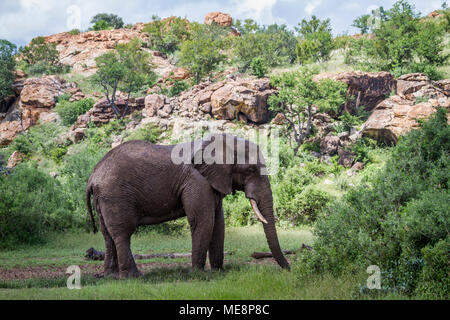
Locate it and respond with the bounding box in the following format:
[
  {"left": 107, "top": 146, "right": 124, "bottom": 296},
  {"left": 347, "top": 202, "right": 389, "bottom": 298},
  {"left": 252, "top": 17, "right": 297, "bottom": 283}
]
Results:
[
  {"left": 0, "top": 226, "right": 411, "bottom": 299},
  {"left": 0, "top": 226, "right": 311, "bottom": 269}
]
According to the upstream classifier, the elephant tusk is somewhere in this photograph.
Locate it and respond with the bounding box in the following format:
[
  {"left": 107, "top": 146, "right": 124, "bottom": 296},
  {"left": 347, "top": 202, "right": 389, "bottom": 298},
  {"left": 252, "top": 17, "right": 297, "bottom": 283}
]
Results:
[{"left": 250, "top": 199, "right": 268, "bottom": 224}]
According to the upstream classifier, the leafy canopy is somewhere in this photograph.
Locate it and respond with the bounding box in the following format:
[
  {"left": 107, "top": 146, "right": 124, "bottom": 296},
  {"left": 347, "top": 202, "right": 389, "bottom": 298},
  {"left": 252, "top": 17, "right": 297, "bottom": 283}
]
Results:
[
  {"left": 179, "top": 23, "right": 227, "bottom": 84},
  {"left": 90, "top": 13, "right": 124, "bottom": 29},
  {"left": 295, "top": 15, "right": 334, "bottom": 63},
  {"left": 91, "top": 38, "right": 155, "bottom": 118},
  {"left": 0, "top": 39, "right": 17, "bottom": 101},
  {"left": 269, "top": 67, "right": 347, "bottom": 153}
]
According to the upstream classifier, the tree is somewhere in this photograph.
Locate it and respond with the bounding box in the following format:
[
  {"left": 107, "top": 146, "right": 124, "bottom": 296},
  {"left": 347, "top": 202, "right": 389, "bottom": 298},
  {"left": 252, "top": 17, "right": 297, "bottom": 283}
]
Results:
[
  {"left": 90, "top": 13, "right": 124, "bottom": 29},
  {"left": 92, "top": 20, "right": 113, "bottom": 31},
  {"left": 345, "top": 0, "right": 447, "bottom": 79},
  {"left": 0, "top": 40, "right": 17, "bottom": 102},
  {"left": 352, "top": 14, "right": 371, "bottom": 34},
  {"left": 179, "top": 23, "right": 227, "bottom": 84},
  {"left": 143, "top": 15, "right": 191, "bottom": 54},
  {"left": 19, "top": 36, "right": 66, "bottom": 76},
  {"left": 295, "top": 15, "right": 333, "bottom": 63},
  {"left": 233, "top": 23, "right": 297, "bottom": 71},
  {"left": 268, "top": 67, "right": 347, "bottom": 154},
  {"left": 91, "top": 38, "right": 155, "bottom": 118}
]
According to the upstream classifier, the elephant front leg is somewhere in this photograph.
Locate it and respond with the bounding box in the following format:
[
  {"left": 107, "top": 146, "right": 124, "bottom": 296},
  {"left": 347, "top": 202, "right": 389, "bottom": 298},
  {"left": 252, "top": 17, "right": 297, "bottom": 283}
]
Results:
[{"left": 208, "top": 203, "right": 225, "bottom": 270}]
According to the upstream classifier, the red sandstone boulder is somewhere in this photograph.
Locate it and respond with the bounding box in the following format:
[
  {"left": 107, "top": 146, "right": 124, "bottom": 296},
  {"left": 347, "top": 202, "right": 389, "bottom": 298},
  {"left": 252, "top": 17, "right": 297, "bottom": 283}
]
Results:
[
  {"left": 205, "top": 12, "right": 232, "bottom": 27},
  {"left": 313, "top": 71, "right": 395, "bottom": 111}
]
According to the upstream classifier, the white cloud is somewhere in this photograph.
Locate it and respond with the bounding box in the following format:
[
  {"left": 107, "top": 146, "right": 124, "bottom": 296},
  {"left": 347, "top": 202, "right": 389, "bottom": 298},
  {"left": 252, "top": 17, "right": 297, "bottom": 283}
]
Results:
[
  {"left": 232, "top": 0, "right": 278, "bottom": 24},
  {"left": 305, "top": 0, "right": 322, "bottom": 15}
]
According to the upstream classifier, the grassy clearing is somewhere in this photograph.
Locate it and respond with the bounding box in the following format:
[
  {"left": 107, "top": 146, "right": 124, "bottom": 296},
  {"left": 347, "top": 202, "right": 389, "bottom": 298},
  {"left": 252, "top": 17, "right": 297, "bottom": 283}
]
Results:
[
  {"left": 0, "top": 226, "right": 311, "bottom": 269},
  {"left": 0, "top": 226, "right": 410, "bottom": 300}
]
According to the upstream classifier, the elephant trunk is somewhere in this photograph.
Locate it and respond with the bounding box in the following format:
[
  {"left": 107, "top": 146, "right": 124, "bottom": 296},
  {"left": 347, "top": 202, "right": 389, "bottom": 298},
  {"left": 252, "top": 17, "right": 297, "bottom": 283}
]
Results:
[{"left": 254, "top": 195, "right": 290, "bottom": 270}]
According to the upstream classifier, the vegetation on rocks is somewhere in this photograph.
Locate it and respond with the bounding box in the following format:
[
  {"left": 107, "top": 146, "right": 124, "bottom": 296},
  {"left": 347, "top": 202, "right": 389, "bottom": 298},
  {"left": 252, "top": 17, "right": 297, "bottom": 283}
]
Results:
[{"left": 0, "top": 0, "right": 449, "bottom": 300}]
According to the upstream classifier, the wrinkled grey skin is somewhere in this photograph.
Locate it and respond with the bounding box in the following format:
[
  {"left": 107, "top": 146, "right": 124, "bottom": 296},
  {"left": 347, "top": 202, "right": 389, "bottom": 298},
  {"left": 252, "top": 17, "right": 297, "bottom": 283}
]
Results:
[{"left": 86, "top": 134, "right": 290, "bottom": 278}]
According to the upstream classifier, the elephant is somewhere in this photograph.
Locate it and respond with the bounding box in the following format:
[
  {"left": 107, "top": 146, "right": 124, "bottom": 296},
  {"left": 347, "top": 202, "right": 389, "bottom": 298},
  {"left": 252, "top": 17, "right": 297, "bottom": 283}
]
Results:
[{"left": 86, "top": 133, "right": 290, "bottom": 278}]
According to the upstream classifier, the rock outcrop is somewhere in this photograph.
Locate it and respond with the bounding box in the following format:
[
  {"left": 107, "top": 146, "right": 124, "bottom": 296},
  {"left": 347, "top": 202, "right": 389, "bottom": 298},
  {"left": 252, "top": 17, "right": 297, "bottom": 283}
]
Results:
[
  {"left": 6, "top": 151, "right": 25, "bottom": 168},
  {"left": 0, "top": 75, "right": 79, "bottom": 145},
  {"left": 363, "top": 73, "right": 450, "bottom": 144},
  {"left": 313, "top": 71, "right": 395, "bottom": 111},
  {"left": 44, "top": 27, "right": 176, "bottom": 77},
  {"left": 205, "top": 12, "right": 233, "bottom": 27}
]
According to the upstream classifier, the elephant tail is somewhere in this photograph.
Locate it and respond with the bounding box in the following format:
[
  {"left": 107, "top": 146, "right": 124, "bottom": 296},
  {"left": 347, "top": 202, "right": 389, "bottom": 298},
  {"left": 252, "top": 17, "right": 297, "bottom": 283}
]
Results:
[{"left": 86, "top": 184, "right": 98, "bottom": 234}]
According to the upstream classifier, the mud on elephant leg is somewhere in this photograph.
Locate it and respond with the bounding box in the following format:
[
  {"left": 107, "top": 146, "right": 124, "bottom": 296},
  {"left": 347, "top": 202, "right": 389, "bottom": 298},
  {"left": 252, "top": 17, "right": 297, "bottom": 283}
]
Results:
[
  {"left": 99, "top": 216, "right": 119, "bottom": 278},
  {"left": 208, "top": 204, "right": 225, "bottom": 270}
]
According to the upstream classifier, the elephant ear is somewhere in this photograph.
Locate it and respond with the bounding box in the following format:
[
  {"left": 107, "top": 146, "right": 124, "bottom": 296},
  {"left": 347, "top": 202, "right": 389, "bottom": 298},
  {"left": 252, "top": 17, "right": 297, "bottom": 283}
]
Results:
[
  {"left": 195, "top": 163, "right": 233, "bottom": 196},
  {"left": 192, "top": 135, "right": 233, "bottom": 196}
]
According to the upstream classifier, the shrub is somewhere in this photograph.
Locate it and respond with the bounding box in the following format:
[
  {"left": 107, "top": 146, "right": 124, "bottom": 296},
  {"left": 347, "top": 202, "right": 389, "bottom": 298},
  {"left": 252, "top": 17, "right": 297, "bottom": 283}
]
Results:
[
  {"left": 301, "top": 108, "right": 449, "bottom": 297},
  {"left": 91, "top": 20, "right": 112, "bottom": 31},
  {"left": 55, "top": 98, "right": 95, "bottom": 126},
  {"left": 143, "top": 15, "right": 191, "bottom": 54},
  {"left": 0, "top": 163, "right": 75, "bottom": 248},
  {"left": 11, "top": 123, "right": 67, "bottom": 159},
  {"left": 415, "top": 238, "right": 449, "bottom": 299},
  {"left": 179, "top": 23, "right": 227, "bottom": 84},
  {"left": 250, "top": 57, "right": 268, "bottom": 78},
  {"left": 293, "top": 188, "right": 331, "bottom": 224},
  {"left": 61, "top": 145, "right": 109, "bottom": 224},
  {"left": 123, "top": 124, "right": 161, "bottom": 143},
  {"left": 344, "top": 1, "right": 447, "bottom": 78},
  {"left": 234, "top": 23, "right": 297, "bottom": 72},
  {"left": 19, "top": 37, "right": 68, "bottom": 76},
  {"left": 68, "top": 29, "right": 80, "bottom": 35},
  {"left": 169, "top": 80, "right": 189, "bottom": 97}
]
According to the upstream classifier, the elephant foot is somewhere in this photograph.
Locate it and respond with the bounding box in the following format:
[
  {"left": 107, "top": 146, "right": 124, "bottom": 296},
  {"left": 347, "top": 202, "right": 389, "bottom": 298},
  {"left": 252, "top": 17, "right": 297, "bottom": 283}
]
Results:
[
  {"left": 119, "top": 268, "right": 143, "bottom": 279},
  {"left": 103, "top": 270, "right": 119, "bottom": 279}
]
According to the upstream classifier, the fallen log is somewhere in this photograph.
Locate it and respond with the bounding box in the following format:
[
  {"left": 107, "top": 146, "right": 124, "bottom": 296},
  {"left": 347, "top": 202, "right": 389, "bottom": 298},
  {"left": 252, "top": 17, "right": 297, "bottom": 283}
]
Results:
[
  {"left": 251, "top": 250, "right": 297, "bottom": 260},
  {"left": 251, "top": 244, "right": 313, "bottom": 260},
  {"left": 85, "top": 248, "right": 231, "bottom": 261}
]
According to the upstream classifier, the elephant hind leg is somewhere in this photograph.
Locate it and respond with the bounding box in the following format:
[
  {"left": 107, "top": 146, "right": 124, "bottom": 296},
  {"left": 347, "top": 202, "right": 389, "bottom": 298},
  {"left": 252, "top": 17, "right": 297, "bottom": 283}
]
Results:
[
  {"left": 99, "top": 202, "right": 142, "bottom": 279},
  {"left": 99, "top": 214, "right": 119, "bottom": 278}
]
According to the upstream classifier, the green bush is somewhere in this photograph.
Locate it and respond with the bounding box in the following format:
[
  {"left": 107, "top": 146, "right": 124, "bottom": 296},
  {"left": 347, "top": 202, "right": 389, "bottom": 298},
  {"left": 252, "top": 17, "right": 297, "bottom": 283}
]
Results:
[
  {"left": 68, "top": 29, "right": 80, "bottom": 35},
  {"left": 415, "top": 238, "right": 449, "bottom": 299},
  {"left": 250, "top": 57, "right": 268, "bottom": 78},
  {"left": 169, "top": 80, "right": 189, "bottom": 97},
  {"left": 61, "top": 145, "right": 109, "bottom": 223},
  {"left": 344, "top": 1, "right": 447, "bottom": 79},
  {"left": 55, "top": 98, "right": 95, "bottom": 126},
  {"left": 20, "top": 36, "right": 69, "bottom": 76},
  {"left": 91, "top": 20, "right": 112, "bottom": 31},
  {"left": 233, "top": 23, "right": 297, "bottom": 72},
  {"left": 123, "top": 124, "right": 161, "bottom": 143},
  {"left": 11, "top": 123, "right": 67, "bottom": 159},
  {"left": 0, "top": 163, "right": 75, "bottom": 248},
  {"left": 143, "top": 15, "right": 191, "bottom": 54},
  {"left": 300, "top": 108, "right": 449, "bottom": 297}
]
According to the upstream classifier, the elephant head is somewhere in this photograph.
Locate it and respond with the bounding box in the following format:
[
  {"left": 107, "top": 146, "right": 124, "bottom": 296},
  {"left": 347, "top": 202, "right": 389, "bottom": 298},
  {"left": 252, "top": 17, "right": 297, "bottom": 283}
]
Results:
[{"left": 187, "top": 133, "right": 290, "bottom": 270}]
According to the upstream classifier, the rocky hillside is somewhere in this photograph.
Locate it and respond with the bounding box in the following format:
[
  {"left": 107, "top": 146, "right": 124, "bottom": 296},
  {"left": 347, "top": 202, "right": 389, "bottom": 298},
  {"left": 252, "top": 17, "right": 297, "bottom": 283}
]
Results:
[{"left": 1, "top": 12, "right": 449, "bottom": 169}]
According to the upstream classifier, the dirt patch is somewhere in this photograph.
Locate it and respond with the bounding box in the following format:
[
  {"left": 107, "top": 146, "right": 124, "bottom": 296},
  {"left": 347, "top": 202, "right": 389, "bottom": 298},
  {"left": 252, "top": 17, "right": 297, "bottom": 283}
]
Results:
[
  {"left": 0, "top": 256, "right": 295, "bottom": 281},
  {"left": 0, "top": 261, "right": 190, "bottom": 281}
]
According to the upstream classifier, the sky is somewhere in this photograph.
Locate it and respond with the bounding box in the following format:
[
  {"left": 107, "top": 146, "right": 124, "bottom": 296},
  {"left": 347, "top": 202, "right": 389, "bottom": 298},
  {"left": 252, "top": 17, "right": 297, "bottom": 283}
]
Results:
[{"left": 0, "top": 0, "right": 445, "bottom": 46}]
